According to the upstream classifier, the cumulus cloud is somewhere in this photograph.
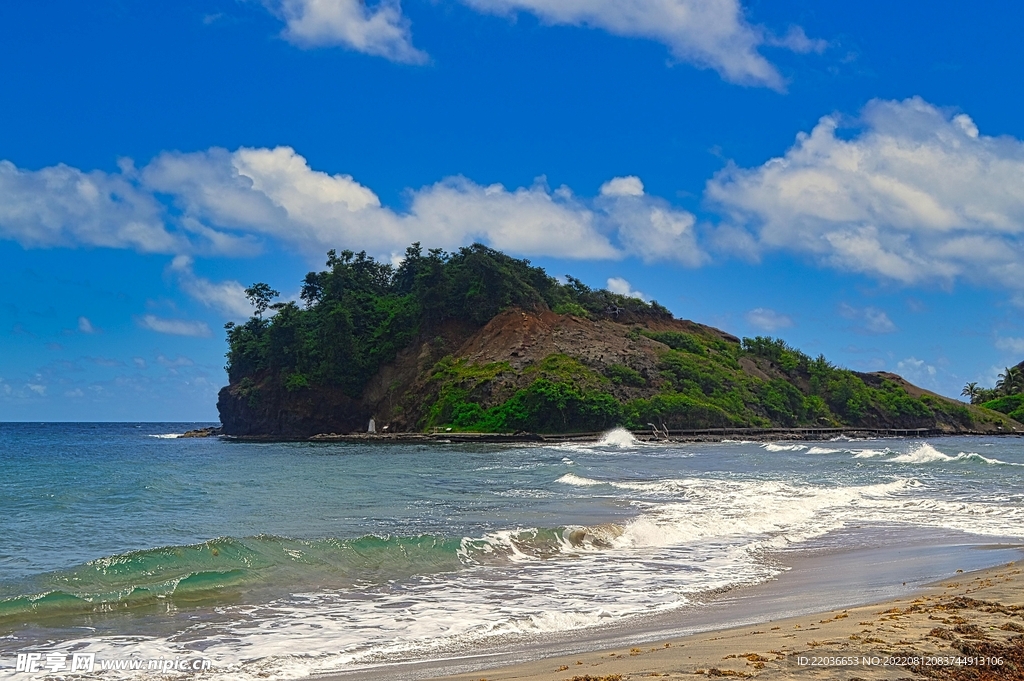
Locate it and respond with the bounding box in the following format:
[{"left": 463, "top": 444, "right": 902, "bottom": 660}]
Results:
[
  {"left": 606, "top": 277, "right": 647, "bottom": 300},
  {"left": 707, "top": 97, "right": 1024, "bottom": 292},
  {"left": 595, "top": 175, "right": 705, "bottom": 265},
  {"left": 273, "top": 0, "right": 427, "bottom": 63},
  {"left": 744, "top": 307, "right": 792, "bottom": 332},
  {"left": 0, "top": 160, "right": 177, "bottom": 252},
  {"left": 143, "top": 147, "right": 699, "bottom": 263},
  {"left": 838, "top": 303, "right": 897, "bottom": 334},
  {"left": 462, "top": 0, "right": 813, "bottom": 89},
  {"left": 0, "top": 147, "right": 703, "bottom": 266},
  {"left": 138, "top": 315, "right": 211, "bottom": 337}
]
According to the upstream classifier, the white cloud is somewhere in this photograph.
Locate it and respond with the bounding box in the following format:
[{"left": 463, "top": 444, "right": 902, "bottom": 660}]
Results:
[
  {"left": 838, "top": 303, "right": 897, "bottom": 334},
  {"left": 0, "top": 146, "right": 703, "bottom": 266},
  {"left": 0, "top": 160, "right": 177, "bottom": 253},
  {"left": 707, "top": 97, "right": 1024, "bottom": 292},
  {"left": 995, "top": 336, "right": 1024, "bottom": 355},
  {"left": 764, "top": 25, "right": 827, "bottom": 54},
  {"left": 138, "top": 315, "right": 212, "bottom": 337},
  {"left": 273, "top": 0, "right": 427, "bottom": 63},
  {"left": 462, "top": 0, "right": 812, "bottom": 89},
  {"left": 600, "top": 176, "right": 645, "bottom": 197},
  {"left": 64, "top": 388, "right": 84, "bottom": 398},
  {"left": 77, "top": 316, "right": 96, "bottom": 334},
  {"left": 595, "top": 175, "right": 705, "bottom": 265},
  {"left": 169, "top": 256, "right": 253, "bottom": 319},
  {"left": 143, "top": 146, "right": 700, "bottom": 263},
  {"left": 133, "top": 357, "right": 147, "bottom": 369},
  {"left": 606, "top": 277, "right": 647, "bottom": 300},
  {"left": 896, "top": 356, "right": 937, "bottom": 385},
  {"left": 26, "top": 383, "right": 46, "bottom": 396},
  {"left": 744, "top": 307, "right": 792, "bottom": 332}
]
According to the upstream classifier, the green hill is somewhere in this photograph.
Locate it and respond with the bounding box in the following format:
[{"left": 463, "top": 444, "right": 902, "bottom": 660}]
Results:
[{"left": 217, "top": 244, "right": 1019, "bottom": 437}]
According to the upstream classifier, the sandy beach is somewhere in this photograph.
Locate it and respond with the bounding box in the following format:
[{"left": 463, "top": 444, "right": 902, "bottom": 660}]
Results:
[{"left": 413, "top": 561, "right": 1024, "bottom": 681}]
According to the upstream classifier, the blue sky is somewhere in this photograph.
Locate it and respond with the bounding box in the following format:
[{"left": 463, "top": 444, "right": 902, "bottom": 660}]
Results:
[{"left": 3, "top": 0, "right": 1024, "bottom": 421}]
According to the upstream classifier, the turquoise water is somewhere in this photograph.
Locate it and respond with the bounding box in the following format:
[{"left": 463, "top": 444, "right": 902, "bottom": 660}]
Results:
[{"left": 1, "top": 424, "right": 1023, "bottom": 678}]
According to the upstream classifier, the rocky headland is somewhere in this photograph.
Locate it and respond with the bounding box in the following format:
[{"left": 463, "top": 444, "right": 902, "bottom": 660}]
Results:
[{"left": 216, "top": 244, "right": 1020, "bottom": 439}]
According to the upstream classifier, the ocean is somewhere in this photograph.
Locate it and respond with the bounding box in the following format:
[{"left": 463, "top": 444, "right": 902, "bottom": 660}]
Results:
[{"left": 1, "top": 423, "right": 1022, "bottom": 679}]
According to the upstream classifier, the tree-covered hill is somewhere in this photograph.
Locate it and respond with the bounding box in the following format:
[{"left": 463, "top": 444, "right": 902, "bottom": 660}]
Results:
[
  {"left": 217, "top": 244, "right": 1019, "bottom": 437},
  {"left": 963, "top": 362, "right": 1024, "bottom": 422}
]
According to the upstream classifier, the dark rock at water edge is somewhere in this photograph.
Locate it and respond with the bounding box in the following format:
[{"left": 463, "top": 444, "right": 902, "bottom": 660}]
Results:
[{"left": 178, "top": 427, "right": 223, "bottom": 438}]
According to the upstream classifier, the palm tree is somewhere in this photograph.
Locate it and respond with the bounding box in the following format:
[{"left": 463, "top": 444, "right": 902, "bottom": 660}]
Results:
[
  {"left": 997, "top": 366, "right": 1022, "bottom": 395},
  {"left": 961, "top": 382, "right": 981, "bottom": 404}
]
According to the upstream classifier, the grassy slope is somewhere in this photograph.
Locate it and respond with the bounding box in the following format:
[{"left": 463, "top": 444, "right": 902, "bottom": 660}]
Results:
[{"left": 411, "top": 317, "right": 1018, "bottom": 434}]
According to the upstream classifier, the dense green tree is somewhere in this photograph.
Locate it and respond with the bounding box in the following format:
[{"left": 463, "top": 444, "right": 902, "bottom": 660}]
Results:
[{"left": 244, "top": 282, "right": 280, "bottom": 318}]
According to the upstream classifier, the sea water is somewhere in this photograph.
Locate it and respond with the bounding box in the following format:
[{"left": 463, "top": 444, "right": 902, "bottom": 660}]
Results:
[{"left": 1, "top": 423, "right": 1022, "bottom": 678}]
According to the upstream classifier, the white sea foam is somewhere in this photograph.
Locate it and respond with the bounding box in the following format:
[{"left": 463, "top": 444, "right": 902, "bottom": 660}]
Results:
[
  {"left": 596, "top": 427, "right": 639, "bottom": 448},
  {"left": 763, "top": 443, "right": 807, "bottom": 452},
  {"left": 890, "top": 443, "right": 955, "bottom": 463},
  {"left": 852, "top": 448, "right": 892, "bottom": 458},
  {"left": 555, "top": 473, "right": 605, "bottom": 487},
  {"left": 147, "top": 433, "right": 183, "bottom": 439},
  {"left": 806, "top": 446, "right": 842, "bottom": 454}
]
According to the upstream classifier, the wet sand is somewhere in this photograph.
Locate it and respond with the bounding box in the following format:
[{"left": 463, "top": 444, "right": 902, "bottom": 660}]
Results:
[
  {"left": 420, "top": 560, "right": 1024, "bottom": 681},
  {"left": 321, "top": 536, "right": 1024, "bottom": 681}
]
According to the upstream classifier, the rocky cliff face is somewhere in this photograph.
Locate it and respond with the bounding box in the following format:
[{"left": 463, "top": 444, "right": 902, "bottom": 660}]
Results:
[{"left": 218, "top": 378, "right": 368, "bottom": 438}]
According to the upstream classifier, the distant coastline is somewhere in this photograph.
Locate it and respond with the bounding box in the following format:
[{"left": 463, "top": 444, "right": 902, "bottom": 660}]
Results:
[{"left": 208, "top": 425, "right": 1023, "bottom": 444}]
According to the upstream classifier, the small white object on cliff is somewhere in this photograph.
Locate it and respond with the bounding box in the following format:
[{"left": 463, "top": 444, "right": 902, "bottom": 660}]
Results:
[{"left": 368, "top": 418, "right": 376, "bottom": 434}]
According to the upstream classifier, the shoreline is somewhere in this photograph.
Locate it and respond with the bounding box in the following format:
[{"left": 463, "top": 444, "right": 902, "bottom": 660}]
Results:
[
  {"left": 415, "top": 559, "right": 1024, "bottom": 681},
  {"left": 319, "top": 537, "right": 1024, "bottom": 681},
  {"left": 215, "top": 427, "right": 1023, "bottom": 444}
]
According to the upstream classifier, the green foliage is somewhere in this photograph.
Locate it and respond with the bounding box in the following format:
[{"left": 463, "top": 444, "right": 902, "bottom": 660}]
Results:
[
  {"left": 756, "top": 378, "right": 807, "bottom": 426},
  {"left": 981, "top": 393, "right": 1024, "bottom": 416},
  {"left": 421, "top": 355, "right": 622, "bottom": 433},
  {"left": 284, "top": 372, "right": 310, "bottom": 392},
  {"left": 742, "top": 336, "right": 803, "bottom": 372},
  {"left": 552, "top": 301, "right": 592, "bottom": 318},
  {"left": 236, "top": 377, "right": 261, "bottom": 408},
  {"left": 642, "top": 330, "right": 705, "bottom": 354},
  {"left": 226, "top": 243, "right": 670, "bottom": 400},
  {"left": 245, "top": 282, "right": 280, "bottom": 318},
  {"left": 624, "top": 393, "right": 738, "bottom": 430},
  {"left": 605, "top": 363, "right": 645, "bottom": 387}
]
